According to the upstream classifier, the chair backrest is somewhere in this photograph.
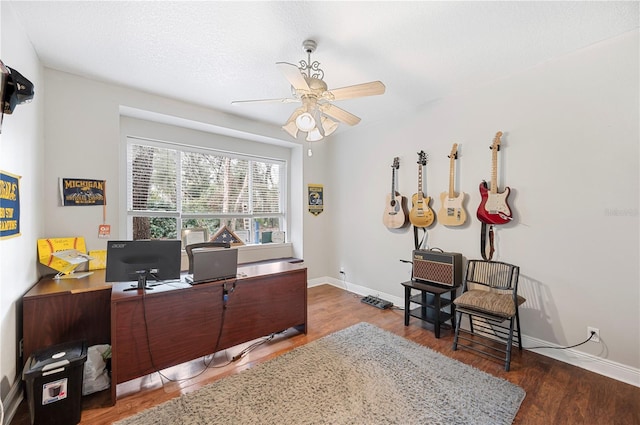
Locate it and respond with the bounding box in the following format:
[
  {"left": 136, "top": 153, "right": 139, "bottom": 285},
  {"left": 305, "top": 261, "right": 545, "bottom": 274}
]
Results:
[
  {"left": 464, "top": 260, "right": 520, "bottom": 293},
  {"left": 185, "top": 242, "right": 231, "bottom": 273}
]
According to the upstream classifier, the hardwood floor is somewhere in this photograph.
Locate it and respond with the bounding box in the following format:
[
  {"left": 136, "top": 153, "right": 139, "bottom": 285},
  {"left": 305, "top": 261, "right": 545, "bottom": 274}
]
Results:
[{"left": 11, "top": 284, "right": 639, "bottom": 424}]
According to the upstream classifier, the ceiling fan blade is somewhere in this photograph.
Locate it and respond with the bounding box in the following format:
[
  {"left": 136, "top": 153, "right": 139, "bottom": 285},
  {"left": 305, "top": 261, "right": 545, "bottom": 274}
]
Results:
[
  {"left": 324, "top": 81, "right": 386, "bottom": 101},
  {"left": 276, "top": 62, "right": 310, "bottom": 91},
  {"left": 320, "top": 103, "right": 361, "bottom": 126},
  {"left": 231, "top": 97, "right": 300, "bottom": 105}
]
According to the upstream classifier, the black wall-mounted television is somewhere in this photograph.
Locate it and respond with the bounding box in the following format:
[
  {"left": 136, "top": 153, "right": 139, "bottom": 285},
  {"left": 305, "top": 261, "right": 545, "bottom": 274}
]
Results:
[{"left": 105, "top": 240, "right": 182, "bottom": 290}]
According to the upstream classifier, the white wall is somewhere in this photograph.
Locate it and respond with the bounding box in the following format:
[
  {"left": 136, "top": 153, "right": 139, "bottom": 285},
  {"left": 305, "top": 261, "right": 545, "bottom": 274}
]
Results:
[
  {"left": 0, "top": 1, "right": 45, "bottom": 414},
  {"left": 327, "top": 31, "right": 639, "bottom": 382}
]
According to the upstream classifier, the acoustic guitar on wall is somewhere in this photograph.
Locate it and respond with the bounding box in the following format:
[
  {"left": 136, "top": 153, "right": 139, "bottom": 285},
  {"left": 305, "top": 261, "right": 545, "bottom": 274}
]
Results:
[
  {"left": 382, "top": 157, "right": 408, "bottom": 229},
  {"left": 477, "top": 131, "right": 512, "bottom": 225},
  {"left": 437, "top": 143, "right": 467, "bottom": 226},
  {"left": 409, "top": 150, "right": 435, "bottom": 228}
]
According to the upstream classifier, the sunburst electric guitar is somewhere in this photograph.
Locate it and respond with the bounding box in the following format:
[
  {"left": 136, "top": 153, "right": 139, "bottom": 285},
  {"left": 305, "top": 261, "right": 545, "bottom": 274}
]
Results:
[
  {"left": 409, "top": 151, "right": 435, "bottom": 228},
  {"left": 383, "top": 157, "right": 408, "bottom": 229},
  {"left": 477, "top": 131, "right": 512, "bottom": 224},
  {"left": 437, "top": 143, "right": 467, "bottom": 226}
]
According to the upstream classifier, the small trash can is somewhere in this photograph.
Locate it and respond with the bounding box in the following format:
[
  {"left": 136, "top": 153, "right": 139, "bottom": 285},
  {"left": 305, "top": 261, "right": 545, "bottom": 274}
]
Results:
[{"left": 23, "top": 340, "right": 88, "bottom": 425}]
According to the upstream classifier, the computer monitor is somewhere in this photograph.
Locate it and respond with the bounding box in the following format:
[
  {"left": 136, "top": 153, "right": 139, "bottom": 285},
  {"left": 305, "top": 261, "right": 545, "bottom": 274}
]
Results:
[{"left": 105, "top": 240, "right": 181, "bottom": 290}]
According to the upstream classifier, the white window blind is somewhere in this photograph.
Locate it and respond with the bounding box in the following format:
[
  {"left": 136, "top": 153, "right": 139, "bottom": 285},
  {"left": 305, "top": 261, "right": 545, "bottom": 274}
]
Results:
[{"left": 126, "top": 137, "right": 285, "bottom": 241}]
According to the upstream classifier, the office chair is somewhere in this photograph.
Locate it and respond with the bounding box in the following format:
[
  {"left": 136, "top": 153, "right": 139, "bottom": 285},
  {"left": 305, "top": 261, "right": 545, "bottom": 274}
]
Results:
[
  {"left": 185, "top": 241, "right": 230, "bottom": 274},
  {"left": 452, "top": 259, "right": 525, "bottom": 371}
]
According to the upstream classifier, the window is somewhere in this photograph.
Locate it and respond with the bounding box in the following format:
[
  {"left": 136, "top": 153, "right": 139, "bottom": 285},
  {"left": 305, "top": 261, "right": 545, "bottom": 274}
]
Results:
[{"left": 126, "top": 137, "right": 286, "bottom": 244}]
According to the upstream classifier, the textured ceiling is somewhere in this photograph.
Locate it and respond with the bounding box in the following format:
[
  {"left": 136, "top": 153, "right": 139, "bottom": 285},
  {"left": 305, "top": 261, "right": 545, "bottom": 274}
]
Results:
[{"left": 7, "top": 1, "right": 639, "bottom": 136}]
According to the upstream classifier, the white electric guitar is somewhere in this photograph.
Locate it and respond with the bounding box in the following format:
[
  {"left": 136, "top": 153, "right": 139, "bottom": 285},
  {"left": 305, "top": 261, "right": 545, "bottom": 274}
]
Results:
[{"left": 437, "top": 143, "right": 467, "bottom": 226}]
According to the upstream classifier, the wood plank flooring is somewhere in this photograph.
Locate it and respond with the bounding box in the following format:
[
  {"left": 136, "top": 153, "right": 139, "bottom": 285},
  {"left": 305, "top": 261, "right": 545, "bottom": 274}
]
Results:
[{"left": 11, "top": 284, "right": 639, "bottom": 424}]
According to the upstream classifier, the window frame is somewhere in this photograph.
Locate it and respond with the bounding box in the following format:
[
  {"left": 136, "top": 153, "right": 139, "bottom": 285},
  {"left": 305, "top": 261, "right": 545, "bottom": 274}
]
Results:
[{"left": 124, "top": 136, "right": 287, "bottom": 243}]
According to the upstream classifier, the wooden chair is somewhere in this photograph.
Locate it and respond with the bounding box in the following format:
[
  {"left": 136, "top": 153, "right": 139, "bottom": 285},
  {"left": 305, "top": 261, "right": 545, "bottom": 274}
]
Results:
[{"left": 452, "top": 260, "right": 525, "bottom": 371}]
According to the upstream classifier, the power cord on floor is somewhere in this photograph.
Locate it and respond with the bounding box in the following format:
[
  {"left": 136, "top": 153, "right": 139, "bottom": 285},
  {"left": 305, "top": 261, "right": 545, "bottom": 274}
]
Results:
[
  {"left": 203, "top": 350, "right": 232, "bottom": 369},
  {"left": 524, "top": 331, "right": 598, "bottom": 350},
  {"left": 230, "top": 330, "right": 285, "bottom": 362}
]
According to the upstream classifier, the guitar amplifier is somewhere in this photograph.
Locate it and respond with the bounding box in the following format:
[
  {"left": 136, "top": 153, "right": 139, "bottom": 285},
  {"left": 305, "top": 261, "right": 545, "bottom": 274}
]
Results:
[{"left": 412, "top": 249, "right": 463, "bottom": 287}]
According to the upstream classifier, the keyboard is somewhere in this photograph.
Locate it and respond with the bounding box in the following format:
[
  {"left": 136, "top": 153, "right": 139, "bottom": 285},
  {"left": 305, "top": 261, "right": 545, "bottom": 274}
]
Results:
[{"left": 361, "top": 295, "right": 393, "bottom": 310}]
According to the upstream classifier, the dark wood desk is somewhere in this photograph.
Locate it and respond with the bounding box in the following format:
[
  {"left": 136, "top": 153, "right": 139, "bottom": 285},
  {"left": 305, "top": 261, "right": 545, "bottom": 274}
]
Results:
[
  {"left": 23, "top": 262, "right": 307, "bottom": 405},
  {"left": 110, "top": 262, "right": 307, "bottom": 404},
  {"left": 22, "top": 271, "right": 112, "bottom": 365}
]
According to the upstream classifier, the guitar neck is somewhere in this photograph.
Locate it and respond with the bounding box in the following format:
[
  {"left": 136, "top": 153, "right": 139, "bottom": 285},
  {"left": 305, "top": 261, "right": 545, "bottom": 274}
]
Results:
[
  {"left": 490, "top": 132, "right": 502, "bottom": 194},
  {"left": 417, "top": 165, "right": 424, "bottom": 200},
  {"left": 448, "top": 156, "right": 455, "bottom": 198},
  {"left": 390, "top": 168, "right": 395, "bottom": 197},
  {"left": 490, "top": 144, "right": 498, "bottom": 194}
]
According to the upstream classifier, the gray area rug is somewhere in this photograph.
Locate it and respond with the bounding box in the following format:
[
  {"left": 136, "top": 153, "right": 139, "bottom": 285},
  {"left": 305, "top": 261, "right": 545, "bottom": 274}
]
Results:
[{"left": 114, "top": 322, "right": 525, "bottom": 425}]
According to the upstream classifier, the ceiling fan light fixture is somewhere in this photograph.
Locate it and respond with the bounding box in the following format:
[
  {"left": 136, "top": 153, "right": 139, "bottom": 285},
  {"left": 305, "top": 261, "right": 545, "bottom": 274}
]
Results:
[
  {"left": 282, "top": 121, "right": 299, "bottom": 138},
  {"left": 305, "top": 127, "right": 323, "bottom": 142},
  {"left": 321, "top": 117, "right": 338, "bottom": 136},
  {"left": 295, "top": 112, "right": 316, "bottom": 132}
]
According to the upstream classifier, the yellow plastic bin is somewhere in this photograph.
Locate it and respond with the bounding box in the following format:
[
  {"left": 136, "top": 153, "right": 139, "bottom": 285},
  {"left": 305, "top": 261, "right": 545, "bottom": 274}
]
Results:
[{"left": 23, "top": 341, "right": 88, "bottom": 425}]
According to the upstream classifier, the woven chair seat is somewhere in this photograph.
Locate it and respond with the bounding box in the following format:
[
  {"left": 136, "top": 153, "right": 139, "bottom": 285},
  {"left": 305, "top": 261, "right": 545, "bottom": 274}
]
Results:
[{"left": 454, "top": 290, "right": 526, "bottom": 318}]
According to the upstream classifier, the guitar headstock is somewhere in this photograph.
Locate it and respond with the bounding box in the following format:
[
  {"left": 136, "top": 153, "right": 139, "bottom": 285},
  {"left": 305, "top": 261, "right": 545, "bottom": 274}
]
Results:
[
  {"left": 449, "top": 143, "right": 458, "bottom": 159},
  {"left": 490, "top": 131, "right": 503, "bottom": 151},
  {"left": 417, "top": 150, "right": 428, "bottom": 166},
  {"left": 392, "top": 157, "right": 400, "bottom": 169}
]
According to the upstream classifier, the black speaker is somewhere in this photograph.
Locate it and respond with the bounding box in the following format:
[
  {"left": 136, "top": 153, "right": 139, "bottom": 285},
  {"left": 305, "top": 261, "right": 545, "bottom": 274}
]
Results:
[
  {"left": 2, "top": 64, "right": 34, "bottom": 114},
  {"left": 412, "top": 249, "right": 463, "bottom": 287}
]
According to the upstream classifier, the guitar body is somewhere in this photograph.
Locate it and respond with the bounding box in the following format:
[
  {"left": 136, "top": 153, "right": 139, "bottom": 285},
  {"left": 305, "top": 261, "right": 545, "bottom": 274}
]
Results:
[
  {"left": 409, "top": 192, "right": 435, "bottom": 227},
  {"left": 437, "top": 191, "right": 467, "bottom": 226},
  {"left": 476, "top": 181, "right": 512, "bottom": 225},
  {"left": 383, "top": 192, "right": 407, "bottom": 229}
]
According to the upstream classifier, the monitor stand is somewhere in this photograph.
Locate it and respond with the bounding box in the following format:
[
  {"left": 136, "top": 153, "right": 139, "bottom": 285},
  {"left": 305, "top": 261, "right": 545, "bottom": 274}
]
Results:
[{"left": 123, "top": 270, "right": 154, "bottom": 291}]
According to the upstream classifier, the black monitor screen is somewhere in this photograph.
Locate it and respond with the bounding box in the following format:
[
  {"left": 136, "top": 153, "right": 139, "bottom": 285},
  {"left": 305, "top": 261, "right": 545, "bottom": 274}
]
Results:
[{"left": 105, "top": 240, "right": 181, "bottom": 288}]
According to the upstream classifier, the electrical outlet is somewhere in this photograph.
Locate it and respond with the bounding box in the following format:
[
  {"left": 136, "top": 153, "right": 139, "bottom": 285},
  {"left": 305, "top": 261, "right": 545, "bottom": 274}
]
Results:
[
  {"left": 339, "top": 267, "right": 345, "bottom": 274},
  {"left": 587, "top": 327, "right": 600, "bottom": 343}
]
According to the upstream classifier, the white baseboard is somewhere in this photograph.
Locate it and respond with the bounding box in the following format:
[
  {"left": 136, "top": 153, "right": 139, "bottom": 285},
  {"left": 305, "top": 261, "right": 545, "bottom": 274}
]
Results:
[
  {"left": 522, "top": 335, "right": 640, "bottom": 388},
  {"left": 308, "top": 277, "right": 404, "bottom": 307},
  {"left": 2, "top": 377, "right": 24, "bottom": 425},
  {"left": 308, "top": 277, "right": 640, "bottom": 388}
]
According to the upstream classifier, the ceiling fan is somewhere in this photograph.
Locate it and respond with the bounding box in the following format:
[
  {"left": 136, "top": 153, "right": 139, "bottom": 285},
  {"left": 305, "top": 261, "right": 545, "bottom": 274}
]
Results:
[{"left": 232, "top": 39, "right": 385, "bottom": 142}]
